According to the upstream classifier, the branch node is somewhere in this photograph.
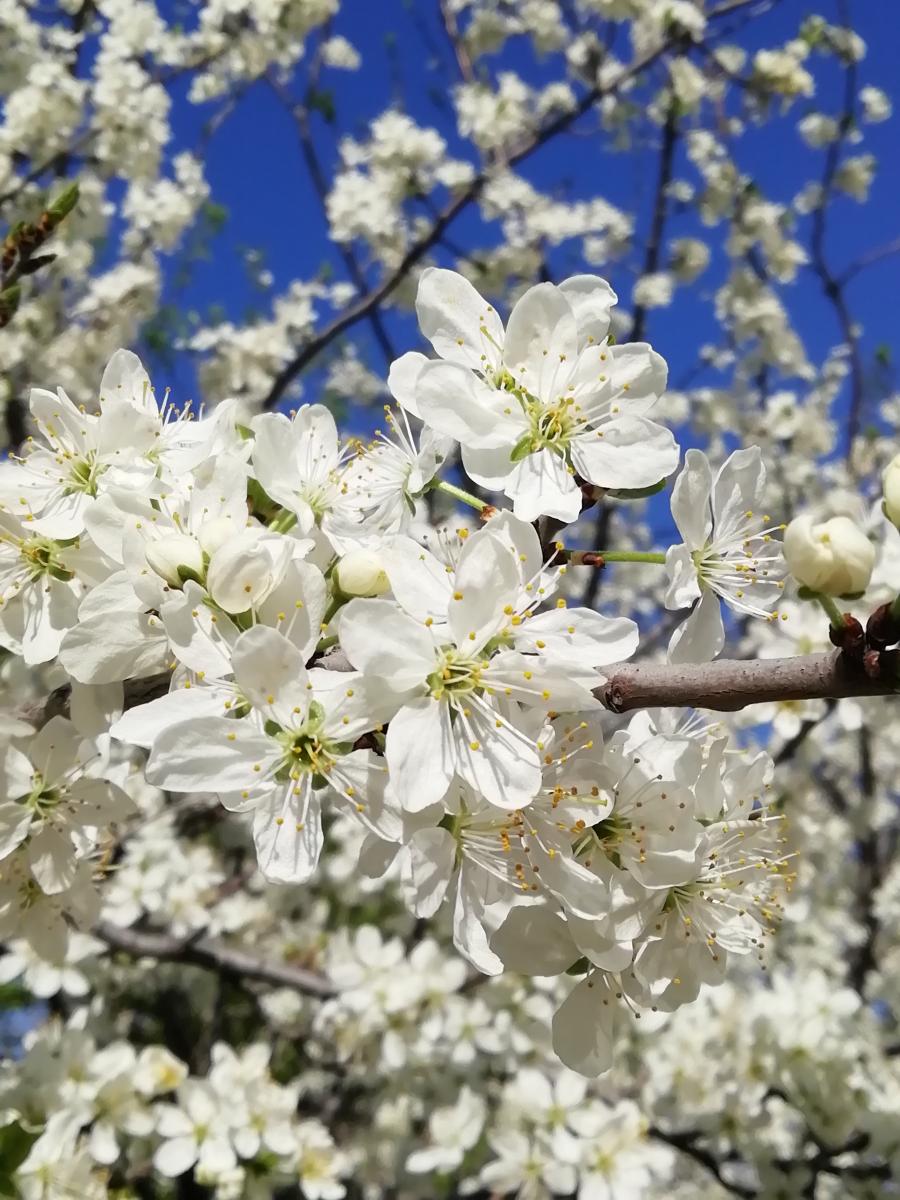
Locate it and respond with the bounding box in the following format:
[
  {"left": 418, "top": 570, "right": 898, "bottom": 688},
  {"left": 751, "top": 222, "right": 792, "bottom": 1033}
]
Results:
[{"left": 866, "top": 602, "right": 900, "bottom": 652}]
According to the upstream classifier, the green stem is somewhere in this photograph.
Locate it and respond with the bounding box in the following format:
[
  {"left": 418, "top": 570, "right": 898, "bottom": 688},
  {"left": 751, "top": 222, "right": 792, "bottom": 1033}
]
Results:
[
  {"left": 433, "top": 479, "right": 489, "bottom": 513},
  {"left": 268, "top": 509, "right": 297, "bottom": 534},
  {"left": 890, "top": 593, "right": 900, "bottom": 622},
  {"left": 316, "top": 634, "right": 338, "bottom": 653},
  {"left": 322, "top": 594, "right": 343, "bottom": 627},
  {"left": 816, "top": 592, "right": 847, "bottom": 631},
  {"left": 571, "top": 549, "right": 667, "bottom": 565}
]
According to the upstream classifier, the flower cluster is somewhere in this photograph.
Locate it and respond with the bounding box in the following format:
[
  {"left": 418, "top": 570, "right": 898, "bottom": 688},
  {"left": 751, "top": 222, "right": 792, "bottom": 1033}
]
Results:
[
  {"left": 0, "top": 268, "right": 798, "bottom": 1090},
  {"left": 3, "top": 4, "right": 899, "bottom": 1191}
]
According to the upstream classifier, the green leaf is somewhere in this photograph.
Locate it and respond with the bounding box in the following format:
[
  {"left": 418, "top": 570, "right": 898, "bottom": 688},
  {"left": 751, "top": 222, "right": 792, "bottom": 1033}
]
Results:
[
  {"left": 0, "top": 1121, "right": 38, "bottom": 1193},
  {"left": 201, "top": 201, "right": 229, "bottom": 232},
  {"left": 247, "top": 477, "right": 278, "bottom": 518},
  {"left": 0, "top": 284, "right": 21, "bottom": 326},
  {"left": 47, "top": 182, "right": 79, "bottom": 223},
  {"left": 565, "top": 956, "right": 589, "bottom": 976},
  {"left": 307, "top": 87, "right": 336, "bottom": 124},
  {"left": 0, "top": 982, "right": 30, "bottom": 1011}
]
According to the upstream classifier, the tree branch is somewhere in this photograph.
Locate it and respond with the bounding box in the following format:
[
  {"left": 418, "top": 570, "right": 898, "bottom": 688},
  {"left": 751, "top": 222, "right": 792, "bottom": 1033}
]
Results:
[
  {"left": 808, "top": 2, "right": 864, "bottom": 460},
  {"left": 18, "top": 648, "right": 900, "bottom": 733},
  {"left": 598, "top": 650, "right": 899, "bottom": 713},
  {"left": 95, "top": 921, "right": 335, "bottom": 997},
  {"left": 630, "top": 101, "right": 679, "bottom": 343},
  {"left": 650, "top": 1127, "right": 756, "bottom": 1198},
  {"left": 260, "top": 0, "right": 762, "bottom": 410},
  {"left": 265, "top": 69, "right": 398, "bottom": 370}
]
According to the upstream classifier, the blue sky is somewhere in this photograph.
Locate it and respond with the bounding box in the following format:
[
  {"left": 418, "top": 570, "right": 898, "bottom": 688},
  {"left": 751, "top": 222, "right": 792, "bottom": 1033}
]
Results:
[{"left": 150, "top": 0, "right": 899, "bottom": 439}]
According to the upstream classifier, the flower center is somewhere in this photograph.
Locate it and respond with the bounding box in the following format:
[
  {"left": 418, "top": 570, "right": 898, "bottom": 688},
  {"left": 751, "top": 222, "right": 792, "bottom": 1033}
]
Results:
[
  {"left": 18, "top": 536, "right": 74, "bottom": 581},
  {"left": 270, "top": 702, "right": 341, "bottom": 781},
  {"left": 507, "top": 385, "right": 578, "bottom": 461},
  {"left": 427, "top": 647, "right": 487, "bottom": 700},
  {"left": 592, "top": 811, "right": 629, "bottom": 851},
  {"left": 20, "top": 773, "right": 62, "bottom": 815},
  {"left": 65, "top": 452, "right": 103, "bottom": 497}
]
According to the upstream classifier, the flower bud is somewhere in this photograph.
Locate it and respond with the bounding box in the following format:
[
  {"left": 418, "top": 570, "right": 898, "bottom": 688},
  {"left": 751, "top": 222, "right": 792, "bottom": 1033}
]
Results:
[
  {"left": 197, "top": 515, "right": 240, "bottom": 557},
  {"left": 334, "top": 549, "right": 390, "bottom": 597},
  {"left": 882, "top": 454, "right": 900, "bottom": 527},
  {"left": 206, "top": 531, "right": 292, "bottom": 613},
  {"left": 145, "top": 533, "right": 204, "bottom": 588},
  {"left": 783, "top": 514, "right": 875, "bottom": 596}
]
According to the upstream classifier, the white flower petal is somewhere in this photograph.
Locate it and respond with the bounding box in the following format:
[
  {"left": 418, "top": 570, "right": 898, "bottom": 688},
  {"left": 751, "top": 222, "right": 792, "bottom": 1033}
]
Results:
[
  {"left": 417, "top": 361, "right": 523, "bottom": 449},
  {"left": 507, "top": 449, "right": 581, "bottom": 524},
  {"left": 401, "top": 826, "right": 455, "bottom": 918},
  {"left": 147, "top": 718, "right": 273, "bottom": 792},
  {"left": 386, "top": 696, "right": 454, "bottom": 811},
  {"left": 415, "top": 267, "right": 504, "bottom": 372},
  {"left": 571, "top": 416, "right": 678, "bottom": 491},
  {"left": 670, "top": 448, "right": 713, "bottom": 549},
  {"left": 448, "top": 526, "right": 519, "bottom": 652},
  {"left": 231, "top": 625, "right": 310, "bottom": 724},
  {"left": 339, "top": 599, "right": 435, "bottom": 691},
  {"left": 552, "top": 975, "right": 615, "bottom": 1076},
  {"left": 558, "top": 274, "right": 618, "bottom": 347},
  {"left": 667, "top": 590, "right": 726, "bottom": 664},
  {"left": 503, "top": 283, "right": 578, "bottom": 400},
  {"left": 387, "top": 351, "right": 430, "bottom": 417}
]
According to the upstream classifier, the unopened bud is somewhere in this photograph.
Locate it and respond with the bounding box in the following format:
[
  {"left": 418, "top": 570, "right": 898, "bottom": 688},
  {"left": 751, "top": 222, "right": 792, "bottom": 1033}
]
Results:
[
  {"left": 882, "top": 454, "right": 900, "bottom": 527},
  {"left": 334, "top": 549, "right": 390, "bottom": 597},
  {"left": 206, "top": 531, "right": 290, "bottom": 613},
  {"left": 197, "top": 516, "right": 240, "bottom": 557},
  {"left": 783, "top": 514, "right": 875, "bottom": 596},
  {"left": 145, "top": 533, "right": 204, "bottom": 588},
  {"left": 46, "top": 182, "right": 79, "bottom": 225}
]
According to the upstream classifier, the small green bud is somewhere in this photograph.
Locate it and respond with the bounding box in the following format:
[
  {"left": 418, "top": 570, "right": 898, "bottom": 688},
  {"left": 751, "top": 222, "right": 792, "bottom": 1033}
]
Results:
[{"left": 47, "top": 182, "right": 80, "bottom": 224}]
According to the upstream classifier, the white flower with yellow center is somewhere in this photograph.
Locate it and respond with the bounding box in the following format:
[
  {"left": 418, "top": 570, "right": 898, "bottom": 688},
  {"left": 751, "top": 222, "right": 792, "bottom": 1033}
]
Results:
[
  {"left": 339, "top": 520, "right": 607, "bottom": 813},
  {"left": 251, "top": 404, "right": 359, "bottom": 537},
  {"left": 390, "top": 268, "right": 678, "bottom": 522},
  {"left": 0, "top": 509, "right": 100, "bottom": 665},
  {"left": 664, "top": 447, "right": 785, "bottom": 663},
  {"left": 337, "top": 404, "right": 453, "bottom": 541},
  {"left": 146, "top": 626, "right": 400, "bottom": 883},
  {"left": 0, "top": 715, "right": 132, "bottom": 895},
  {"left": 631, "top": 815, "right": 791, "bottom": 1009},
  {"left": 0, "top": 350, "right": 234, "bottom": 542}
]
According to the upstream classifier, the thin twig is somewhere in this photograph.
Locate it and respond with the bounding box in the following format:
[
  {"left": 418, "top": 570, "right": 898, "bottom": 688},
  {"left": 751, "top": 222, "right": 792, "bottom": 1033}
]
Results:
[
  {"left": 96, "top": 921, "right": 335, "bottom": 997},
  {"left": 266, "top": 73, "right": 397, "bottom": 369},
  {"left": 650, "top": 1127, "right": 756, "bottom": 1198},
  {"left": 261, "top": 0, "right": 764, "bottom": 410},
  {"left": 808, "top": 1, "right": 864, "bottom": 460}
]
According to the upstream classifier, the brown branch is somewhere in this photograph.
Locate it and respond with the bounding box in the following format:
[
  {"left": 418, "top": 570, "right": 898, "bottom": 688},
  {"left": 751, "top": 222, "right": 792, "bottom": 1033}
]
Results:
[
  {"left": 650, "top": 1127, "right": 756, "bottom": 1198},
  {"left": 598, "top": 650, "right": 899, "bottom": 713},
  {"left": 808, "top": 1, "right": 864, "bottom": 460},
  {"left": 439, "top": 0, "right": 476, "bottom": 83},
  {"left": 18, "top": 648, "right": 900, "bottom": 733},
  {"left": 266, "top": 73, "right": 397, "bottom": 369},
  {"left": 838, "top": 235, "right": 900, "bottom": 286},
  {"left": 95, "top": 920, "right": 335, "bottom": 997},
  {"left": 260, "top": 0, "right": 762, "bottom": 410},
  {"left": 630, "top": 101, "right": 679, "bottom": 343},
  {"left": 846, "top": 725, "right": 882, "bottom": 994}
]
